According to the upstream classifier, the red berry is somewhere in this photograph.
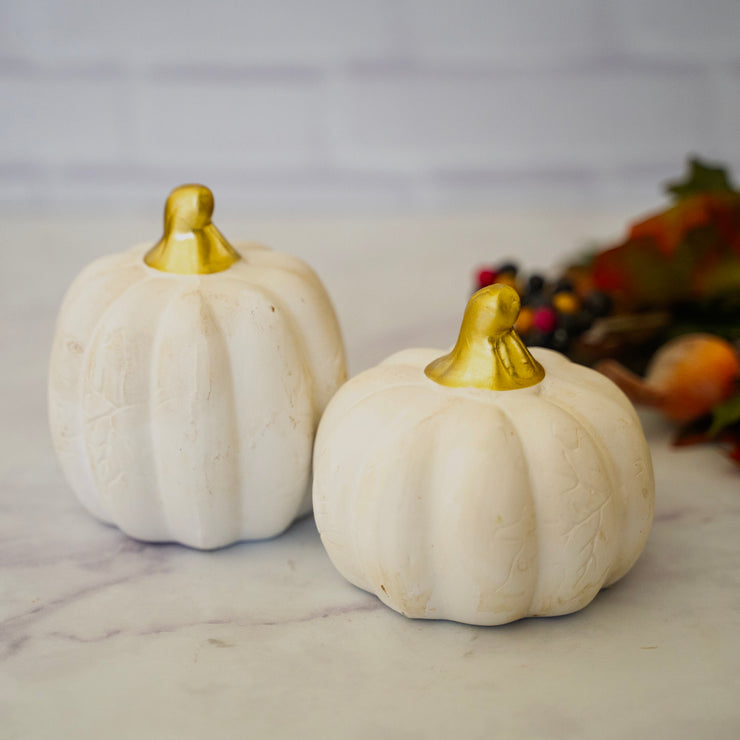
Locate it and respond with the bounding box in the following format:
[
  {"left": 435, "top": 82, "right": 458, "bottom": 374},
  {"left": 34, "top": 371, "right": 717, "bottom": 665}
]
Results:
[
  {"left": 533, "top": 307, "right": 557, "bottom": 333},
  {"left": 476, "top": 267, "right": 497, "bottom": 289}
]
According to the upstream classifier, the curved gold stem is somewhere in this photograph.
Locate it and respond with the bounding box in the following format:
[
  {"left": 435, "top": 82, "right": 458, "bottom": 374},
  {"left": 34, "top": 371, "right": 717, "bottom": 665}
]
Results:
[
  {"left": 425, "top": 284, "right": 545, "bottom": 391},
  {"left": 144, "top": 184, "right": 241, "bottom": 275}
]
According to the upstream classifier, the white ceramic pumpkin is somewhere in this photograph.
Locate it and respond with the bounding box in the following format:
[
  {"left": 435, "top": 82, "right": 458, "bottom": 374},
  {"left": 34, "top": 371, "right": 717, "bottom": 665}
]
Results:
[
  {"left": 313, "top": 284, "right": 654, "bottom": 625},
  {"left": 49, "top": 184, "right": 346, "bottom": 549}
]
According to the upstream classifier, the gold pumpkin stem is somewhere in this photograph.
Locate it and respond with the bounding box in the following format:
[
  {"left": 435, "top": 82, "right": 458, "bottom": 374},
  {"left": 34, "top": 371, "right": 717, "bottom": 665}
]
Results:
[
  {"left": 425, "top": 284, "right": 545, "bottom": 391},
  {"left": 144, "top": 184, "right": 241, "bottom": 275}
]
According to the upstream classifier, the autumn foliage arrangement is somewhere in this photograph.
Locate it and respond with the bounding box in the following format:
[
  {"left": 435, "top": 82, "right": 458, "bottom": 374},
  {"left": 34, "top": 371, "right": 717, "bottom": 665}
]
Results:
[{"left": 474, "top": 158, "right": 740, "bottom": 465}]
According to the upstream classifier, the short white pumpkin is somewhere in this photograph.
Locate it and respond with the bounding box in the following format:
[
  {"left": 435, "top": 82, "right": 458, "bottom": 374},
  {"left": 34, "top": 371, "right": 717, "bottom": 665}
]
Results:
[
  {"left": 49, "top": 184, "right": 346, "bottom": 549},
  {"left": 313, "top": 284, "right": 654, "bottom": 625}
]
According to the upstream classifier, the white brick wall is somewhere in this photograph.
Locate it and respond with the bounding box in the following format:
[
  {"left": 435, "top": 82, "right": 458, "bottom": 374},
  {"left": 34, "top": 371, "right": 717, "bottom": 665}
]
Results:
[
  {"left": 407, "top": 0, "right": 613, "bottom": 66},
  {"left": 138, "top": 71, "right": 328, "bottom": 168},
  {"left": 610, "top": 0, "right": 740, "bottom": 62},
  {"left": 0, "top": 0, "right": 739, "bottom": 210},
  {"left": 0, "top": 72, "right": 128, "bottom": 164},
  {"left": 332, "top": 67, "right": 710, "bottom": 170},
  {"left": 16, "top": 0, "right": 405, "bottom": 68}
]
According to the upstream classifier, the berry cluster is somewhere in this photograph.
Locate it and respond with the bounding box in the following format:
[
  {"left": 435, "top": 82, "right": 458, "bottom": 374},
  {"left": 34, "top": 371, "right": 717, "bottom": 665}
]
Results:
[{"left": 475, "top": 263, "right": 613, "bottom": 352}]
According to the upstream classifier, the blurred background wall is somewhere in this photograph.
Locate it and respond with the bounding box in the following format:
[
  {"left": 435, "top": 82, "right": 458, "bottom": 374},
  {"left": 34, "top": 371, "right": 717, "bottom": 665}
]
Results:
[{"left": 1, "top": 0, "right": 739, "bottom": 212}]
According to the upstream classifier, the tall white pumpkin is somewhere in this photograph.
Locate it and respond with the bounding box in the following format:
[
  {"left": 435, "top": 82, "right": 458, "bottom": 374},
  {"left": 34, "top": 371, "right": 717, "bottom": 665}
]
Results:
[
  {"left": 49, "top": 185, "right": 346, "bottom": 549},
  {"left": 313, "top": 284, "right": 654, "bottom": 625}
]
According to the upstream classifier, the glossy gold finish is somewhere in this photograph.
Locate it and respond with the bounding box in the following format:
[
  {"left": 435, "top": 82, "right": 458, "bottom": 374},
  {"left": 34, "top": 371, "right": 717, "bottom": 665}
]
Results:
[
  {"left": 425, "top": 284, "right": 545, "bottom": 391},
  {"left": 144, "top": 184, "right": 241, "bottom": 275}
]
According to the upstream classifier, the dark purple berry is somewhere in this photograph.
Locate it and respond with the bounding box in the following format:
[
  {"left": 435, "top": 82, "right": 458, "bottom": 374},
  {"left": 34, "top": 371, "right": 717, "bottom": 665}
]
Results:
[
  {"left": 554, "top": 277, "right": 574, "bottom": 294},
  {"left": 525, "top": 273, "right": 545, "bottom": 296},
  {"left": 583, "top": 290, "right": 613, "bottom": 317},
  {"left": 551, "top": 328, "right": 571, "bottom": 351},
  {"left": 496, "top": 262, "right": 519, "bottom": 276},
  {"left": 558, "top": 310, "right": 592, "bottom": 336},
  {"left": 524, "top": 329, "right": 550, "bottom": 347}
]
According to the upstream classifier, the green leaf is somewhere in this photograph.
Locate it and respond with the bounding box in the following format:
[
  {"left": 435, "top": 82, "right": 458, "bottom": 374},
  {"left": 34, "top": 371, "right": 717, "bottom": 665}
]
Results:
[
  {"left": 665, "top": 158, "right": 736, "bottom": 201},
  {"left": 708, "top": 389, "right": 740, "bottom": 437}
]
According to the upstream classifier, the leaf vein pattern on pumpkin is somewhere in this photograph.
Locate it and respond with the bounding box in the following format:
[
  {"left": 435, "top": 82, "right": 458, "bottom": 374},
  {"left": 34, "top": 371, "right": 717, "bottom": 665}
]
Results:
[
  {"left": 571, "top": 498, "right": 611, "bottom": 587},
  {"left": 537, "top": 395, "right": 614, "bottom": 596},
  {"left": 493, "top": 536, "right": 529, "bottom": 596}
]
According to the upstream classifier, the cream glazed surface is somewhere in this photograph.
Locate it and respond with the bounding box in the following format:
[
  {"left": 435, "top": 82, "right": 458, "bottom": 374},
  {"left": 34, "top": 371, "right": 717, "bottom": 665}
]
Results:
[
  {"left": 314, "top": 346, "right": 654, "bottom": 625},
  {"left": 49, "top": 242, "right": 346, "bottom": 549}
]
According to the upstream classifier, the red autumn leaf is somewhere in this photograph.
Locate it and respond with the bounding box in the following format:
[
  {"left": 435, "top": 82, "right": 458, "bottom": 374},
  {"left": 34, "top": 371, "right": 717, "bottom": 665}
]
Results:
[{"left": 628, "top": 195, "right": 715, "bottom": 256}]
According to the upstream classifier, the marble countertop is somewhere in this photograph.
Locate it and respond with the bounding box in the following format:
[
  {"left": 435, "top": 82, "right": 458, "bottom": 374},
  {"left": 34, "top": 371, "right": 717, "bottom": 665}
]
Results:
[{"left": 2, "top": 210, "right": 739, "bottom": 739}]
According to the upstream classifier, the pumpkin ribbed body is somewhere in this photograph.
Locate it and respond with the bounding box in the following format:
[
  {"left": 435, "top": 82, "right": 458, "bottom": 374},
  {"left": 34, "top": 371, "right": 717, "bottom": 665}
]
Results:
[
  {"left": 50, "top": 243, "right": 346, "bottom": 549},
  {"left": 313, "top": 347, "right": 654, "bottom": 625}
]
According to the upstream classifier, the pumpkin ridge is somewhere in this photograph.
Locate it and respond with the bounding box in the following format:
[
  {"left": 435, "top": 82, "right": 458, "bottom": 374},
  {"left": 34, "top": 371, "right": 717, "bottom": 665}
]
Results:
[
  {"left": 78, "top": 274, "right": 158, "bottom": 522},
  {"left": 416, "top": 397, "right": 473, "bottom": 615},
  {"left": 523, "top": 391, "right": 617, "bottom": 613},
  {"left": 216, "top": 269, "right": 344, "bottom": 413},
  {"left": 226, "top": 275, "right": 320, "bottom": 420},
  {"left": 418, "top": 402, "right": 456, "bottom": 618},
  {"left": 537, "top": 367, "right": 654, "bottom": 585},
  {"left": 203, "top": 287, "right": 246, "bottom": 539},
  {"left": 196, "top": 290, "right": 242, "bottom": 545},
  {"left": 49, "top": 260, "right": 148, "bottom": 522},
  {"left": 317, "top": 395, "right": 382, "bottom": 592},
  {"left": 148, "top": 283, "right": 199, "bottom": 543},
  {"left": 229, "top": 277, "right": 318, "bottom": 519},
  {"left": 82, "top": 276, "right": 176, "bottom": 537},
  {"left": 542, "top": 384, "right": 625, "bottom": 590},
  {"left": 493, "top": 393, "right": 607, "bottom": 615},
  {"left": 318, "top": 384, "right": 449, "bottom": 596},
  {"left": 537, "top": 392, "right": 621, "bottom": 595},
  {"left": 493, "top": 401, "right": 540, "bottom": 620},
  {"left": 150, "top": 284, "right": 252, "bottom": 547},
  {"left": 361, "top": 393, "right": 456, "bottom": 612},
  {"left": 213, "top": 278, "right": 316, "bottom": 538},
  {"left": 200, "top": 282, "right": 285, "bottom": 539},
  {"left": 420, "top": 398, "right": 535, "bottom": 623}
]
